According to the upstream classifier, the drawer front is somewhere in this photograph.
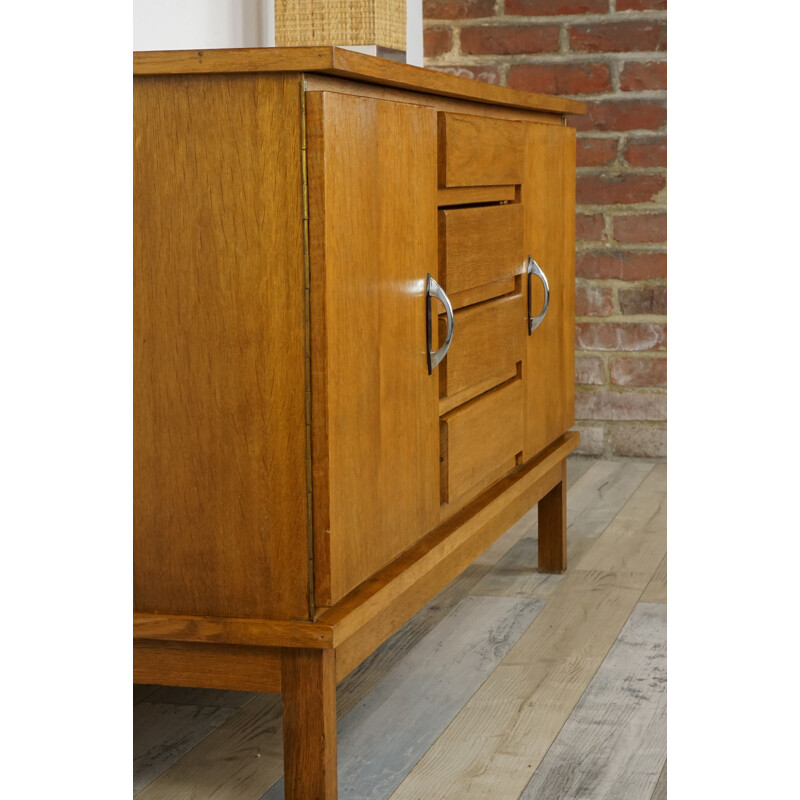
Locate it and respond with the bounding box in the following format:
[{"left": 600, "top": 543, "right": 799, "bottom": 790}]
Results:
[
  {"left": 439, "top": 293, "right": 524, "bottom": 407},
  {"left": 440, "top": 380, "right": 524, "bottom": 507},
  {"left": 440, "top": 113, "right": 525, "bottom": 187},
  {"left": 440, "top": 204, "right": 525, "bottom": 295}
]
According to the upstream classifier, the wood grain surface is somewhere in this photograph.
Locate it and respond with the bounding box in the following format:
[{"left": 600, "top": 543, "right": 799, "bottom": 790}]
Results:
[
  {"left": 438, "top": 293, "right": 524, "bottom": 404},
  {"left": 133, "top": 613, "right": 333, "bottom": 648},
  {"left": 135, "top": 693, "right": 285, "bottom": 800},
  {"left": 134, "top": 640, "right": 282, "bottom": 694},
  {"left": 388, "top": 465, "right": 666, "bottom": 800},
  {"left": 134, "top": 702, "right": 238, "bottom": 794},
  {"left": 263, "top": 595, "right": 544, "bottom": 800},
  {"left": 446, "top": 278, "right": 518, "bottom": 313},
  {"left": 133, "top": 72, "right": 310, "bottom": 620},
  {"left": 471, "top": 459, "right": 654, "bottom": 599},
  {"left": 133, "top": 47, "right": 586, "bottom": 116},
  {"left": 439, "top": 204, "right": 525, "bottom": 295},
  {"left": 537, "top": 458, "right": 567, "bottom": 573},
  {"left": 437, "top": 185, "right": 517, "bottom": 206},
  {"left": 440, "top": 113, "right": 525, "bottom": 187},
  {"left": 641, "top": 555, "right": 667, "bottom": 604},
  {"left": 306, "top": 90, "right": 440, "bottom": 608},
  {"left": 133, "top": 457, "right": 665, "bottom": 800},
  {"left": 520, "top": 603, "right": 667, "bottom": 800},
  {"left": 440, "top": 379, "right": 524, "bottom": 508},
  {"left": 282, "top": 649, "right": 338, "bottom": 800},
  {"left": 651, "top": 761, "right": 667, "bottom": 800},
  {"left": 304, "top": 74, "right": 564, "bottom": 127},
  {"left": 322, "top": 433, "right": 577, "bottom": 680},
  {"left": 523, "top": 122, "right": 577, "bottom": 462}
]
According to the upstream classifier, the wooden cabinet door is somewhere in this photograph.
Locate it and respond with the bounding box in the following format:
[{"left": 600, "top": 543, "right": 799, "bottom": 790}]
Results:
[
  {"left": 522, "top": 122, "right": 576, "bottom": 459},
  {"left": 307, "top": 91, "right": 440, "bottom": 609}
]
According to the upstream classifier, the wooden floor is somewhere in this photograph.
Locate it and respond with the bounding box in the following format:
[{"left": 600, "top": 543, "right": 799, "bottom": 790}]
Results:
[{"left": 133, "top": 456, "right": 667, "bottom": 800}]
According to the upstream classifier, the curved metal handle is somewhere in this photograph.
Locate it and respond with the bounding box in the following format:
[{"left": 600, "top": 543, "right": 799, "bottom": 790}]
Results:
[
  {"left": 527, "top": 256, "right": 551, "bottom": 335},
  {"left": 426, "top": 274, "right": 454, "bottom": 374}
]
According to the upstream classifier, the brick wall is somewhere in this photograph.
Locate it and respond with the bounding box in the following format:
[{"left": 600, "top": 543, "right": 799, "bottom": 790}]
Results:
[{"left": 423, "top": 0, "right": 667, "bottom": 458}]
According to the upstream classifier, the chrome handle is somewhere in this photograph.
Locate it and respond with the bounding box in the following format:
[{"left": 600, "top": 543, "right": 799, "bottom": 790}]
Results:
[
  {"left": 527, "top": 256, "right": 550, "bottom": 335},
  {"left": 426, "top": 274, "right": 454, "bottom": 374}
]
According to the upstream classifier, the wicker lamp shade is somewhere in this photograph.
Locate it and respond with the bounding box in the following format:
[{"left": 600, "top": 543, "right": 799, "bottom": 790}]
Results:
[{"left": 275, "top": 0, "right": 406, "bottom": 51}]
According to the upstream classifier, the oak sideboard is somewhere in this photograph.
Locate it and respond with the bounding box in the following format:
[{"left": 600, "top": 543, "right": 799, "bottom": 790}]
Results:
[{"left": 133, "top": 46, "right": 585, "bottom": 800}]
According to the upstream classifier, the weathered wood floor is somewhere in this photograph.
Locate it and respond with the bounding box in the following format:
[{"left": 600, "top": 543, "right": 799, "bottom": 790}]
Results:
[{"left": 134, "top": 456, "right": 667, "bottom": 800}]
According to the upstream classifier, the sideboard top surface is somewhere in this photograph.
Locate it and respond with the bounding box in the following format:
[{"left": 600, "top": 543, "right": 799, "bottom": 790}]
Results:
[{"left": 133, "top": 46, "right": 586, "bottom": 116}]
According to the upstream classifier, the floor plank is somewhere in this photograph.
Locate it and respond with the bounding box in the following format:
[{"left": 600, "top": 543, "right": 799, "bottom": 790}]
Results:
[
  {"left": 134, "top": 694, "right": 284, "bottom": 800},
  {"left": 650, "top": 760, "right": 667, "bottom": 800},
  {"left": 133, "top": 702, "right": 240, "bottom": 794},
  {"left": 519, "top": 602, "right": 667, "bottom": 799},
  {"left": 388, "top": 465, "right": 667, "bottom": 800},
  {"left": 472, "top": 459, "right": 654, "bottom": 599},
  {"left": 262, "top": 595, "right": 546, "bottom": 800},
  {"left": 566, "top": 453, "right": 594, "bottom": 488},
  {"left": 131, "top": 476, "right": 565, "bottom": 799},
  {"left": 333, "top": 453, "right": 593, "bottom": 720},
  {"left": 641, "top": 555, "right": 667, "bottom": 604},
  {"left": 133, "top": 457, "right": 665, "bottom": 800}
]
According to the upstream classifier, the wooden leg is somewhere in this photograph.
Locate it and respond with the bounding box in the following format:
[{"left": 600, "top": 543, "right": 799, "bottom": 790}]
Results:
[
  {"left": 538, "top": 460, "right": 567, "bottom": 574},
  {"left": 282, "top": 648, "right": 338, "bottom": 800}
]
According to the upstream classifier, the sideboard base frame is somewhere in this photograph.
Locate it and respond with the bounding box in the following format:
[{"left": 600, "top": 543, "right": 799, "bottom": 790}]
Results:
[{"left": 134, "top": 430, "right": 578, "bottom": 800}]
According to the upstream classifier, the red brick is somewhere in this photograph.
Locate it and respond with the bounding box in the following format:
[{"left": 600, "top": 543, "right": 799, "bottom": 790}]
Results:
[
  {"left": 424, "top": 27, "right": 453, "bottom": 57},
  {"left": 573, "top": 100, "right": 667, "bottom": 132},
  {"left": 577, "top": 173, "right": 665, "bottom": 205},
  {"left": 506, "top": 0, "right": 608, "bottom": 14},
  {"left": 620, "top": 60, "right": 667, "bottom": 91},
  {"left": 576, "top": 285, "right": 614, "bottom": 316},
  {"left": 570, "top": 21, "right": 666, "bottom": 53},
  {"left": 617, "top": 0, "right": 667, "bottom": 10},
  {"left": 609, "top": 423, "right": 666, "bottom": 458},
  {"left": 423, "top": 0, "right": 495, "bottom": 19},
  {"left": 576, "top": 212, "right": 604, "bottom": 241},
  {"left": 576, "top": 137, "right": 617, "bottom": 167},
  {"left": 610, "top": 357, "right": 667, "bottom": 387},
  {"left": 576, "top": 356, "right": 605, "bottom": 385},
  {"left": 625, "top": 137, "right": 666, "bottom": 167},
  {"left": 619, "top": 286, "right": 667, "bottom": 315},
  {"left": 431, "top": 64, "right": 501, "bottom": 84},
  {"left": 576, "top": 251, "right": 667, "bottom": 280},
  {"left": 575, "top": 322, "right": 666, "bottom": 350},
  {"left": 575, "top": 390, "right": 666, "bottom": 421},
  {"left": 460, "top": 25, "right": 560, "bottom": 55},
  {"left": 575, "top": 423, "right": 605, "bottom": 455},
  {"left": 613, "top": 214, "right": 667, "bottom": 243},
  {"left": 508, "top": 62, "right": 611, "bottom": 95}
]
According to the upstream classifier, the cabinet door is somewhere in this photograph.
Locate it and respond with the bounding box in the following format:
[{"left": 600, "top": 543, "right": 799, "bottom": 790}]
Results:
[
  {"left": 523, "top": 122, "right": 576, "bottom": 459},
  {"left": 307, "top": 91, "right": 440, "bottom": 609}
]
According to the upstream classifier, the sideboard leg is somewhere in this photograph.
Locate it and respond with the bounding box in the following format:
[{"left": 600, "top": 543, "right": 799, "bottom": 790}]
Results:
[
  {"left": 282, "top": 648, "right": 338, "bottom": 800},
  {"left": 538, "top": 460, "right": 567, "bottom": 574}
]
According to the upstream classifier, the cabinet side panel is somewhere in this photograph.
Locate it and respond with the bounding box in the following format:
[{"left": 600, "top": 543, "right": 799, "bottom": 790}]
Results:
[
  {"left": 134, "top": 73, "right": 310, "bottom": 620},
  {"left": 308, "top": 91, "right": 440, "bottom": 608},
  {"left": 523, "top": 124, "right": 576, "bottom": 459}
]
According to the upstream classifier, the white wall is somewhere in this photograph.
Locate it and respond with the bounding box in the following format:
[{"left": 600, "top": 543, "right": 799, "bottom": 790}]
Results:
[
  {"left": 406, "top": 0, "right": 422, "bottom": 66},
  {"left": 133, "top": 0, "right": 423, "bottom": 66},
  {"left": 133, "top": 0, "right": 266, "bottom": 51}
]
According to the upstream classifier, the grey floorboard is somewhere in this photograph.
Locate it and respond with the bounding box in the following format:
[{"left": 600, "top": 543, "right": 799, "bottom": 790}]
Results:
[
  {"left": 650, "top": 760, "right": 667, "bottom": 800},
  {"left": 472, "top": 459, "right": 653, "bottom": 598},
  {"left": 262, "top": 594, "right": 546, "bottom": 800},
  {"left": 519, "top": 602, "right": 667, "bottom": 800},
  {"left": 133, "top": 702, "right": 239, "bottom": 793}
]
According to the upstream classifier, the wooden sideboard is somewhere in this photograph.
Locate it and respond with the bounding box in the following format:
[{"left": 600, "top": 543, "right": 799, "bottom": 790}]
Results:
[{"left": 133, "top": 46, "right": 585, "bottom": 800}]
